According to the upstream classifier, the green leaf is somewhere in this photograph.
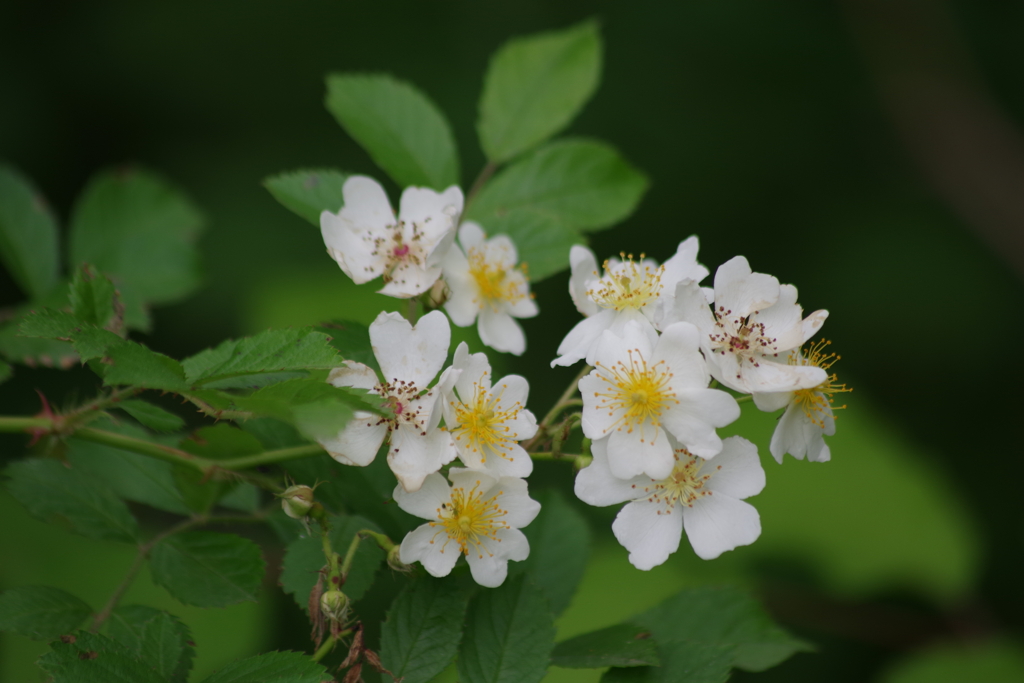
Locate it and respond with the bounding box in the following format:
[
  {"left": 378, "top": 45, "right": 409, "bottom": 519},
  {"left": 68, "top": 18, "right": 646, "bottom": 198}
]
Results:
[
  {"left": 180, "top": 424, "right": 264, "bottom": 460},
  {"left": 478, "top": 21, "right": 601, "bottom": 163},
  {"left": 514, "top": 488, "right": 590, "bottom": 616},
  {"left": 0, "top": 358, "right": 11, "bottom": 384},
  {"left": 633, "top": 586, "right": 812, "bottom": 673},
  {"left": 149, "top": 531, "right": 265, "bottom": 607},
  {"left": 264, "top": 168, "right": 350, "bottom": 226},
  {"left": 69, "top": 264, "right": 122, "bottom": 330},
  {"left": 107, "top": 607, "right": 195, "bottom": 683},
  {"left": 0, "top": 320, "right": 77, "bottom": 368},
  {"left": 552, "top": 624, "right": 659, "bottom": 669},
  {"left": 313, "top": 319, "right": 378, "bottom": 372},
  {"left": 117, "top": 399, "right": 186, "bottom": 433},
  {"left": 325, "top": 73, "right": 460, "bottom": 189},
  {"left": 68, "top": 168, "right": 204, "bottom": 329},
  {"left": 103, "top": 340, "right": 189, "bottom": 391},
  {"left": 280, "top": 514, "right": 383, "bottom": 614},
  {"left": 458, "top": 575, "right": 555, "bottom": 683},
  {"left": 182, "top": 328, "right": 342, "bottom": 386},
  {"left": 0, "top": 586, "right": 92, "bottom": 640},
  {"left": 38, "top": 630, "right": 168, "bottom": 683},
  {"left": 0, "top": 163, "right": 60, "bottom": 299},
  {"left": 880, "top": 641, "right": 1024, "bottom": 683},
  {"left": 3, "top": 459, "right": 139, "bottom": 543},
  {"left": 601, "top": 642, "right": 735, "bottom": 683},
  {"left": 198, "top": 650, "right": 329, "bottom": 683},
  {"left": 17, "top": 308, "right": 123, "bottom": 361},
  {"left": 380, "top": 578, "right": 474, "bottom": 683}
]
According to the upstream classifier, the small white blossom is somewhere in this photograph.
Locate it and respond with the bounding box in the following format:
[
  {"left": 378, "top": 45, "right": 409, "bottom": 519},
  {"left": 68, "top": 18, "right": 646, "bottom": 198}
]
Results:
[
  {"left": 552, "top": 237, "right": 709, "bottom": 368},
  {"left": 753, "top": 340, "right": 851, "bottom": 463},
  {"left": 318, "top": 310, "right": 456, "bottom": 492},
  {"left": 438, "top": 342, "right": 538, "bottom": 478},
  {"left": 442, "top": 222, "right": 538, "bottom": 355},
  {"left": 575, "top": 436, "right": 765, "bottom": 568},
  {"left": 668, "top": 256, "right": 828, "bottom": 393},
  {"left": 395, "top": 468, "right": 541, "bottom": 587},
  {"left": 320, "top": 176, "right": 463, "bottom": 298},
  {"left": 579, "top": 320, "right": 740, "bottom": 481}
]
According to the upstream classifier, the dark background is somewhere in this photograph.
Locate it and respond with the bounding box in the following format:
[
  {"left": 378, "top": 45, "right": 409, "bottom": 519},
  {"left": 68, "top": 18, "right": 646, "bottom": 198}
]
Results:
[{"left": 2, "top": 1, "right": 1023, "bottom": 681}]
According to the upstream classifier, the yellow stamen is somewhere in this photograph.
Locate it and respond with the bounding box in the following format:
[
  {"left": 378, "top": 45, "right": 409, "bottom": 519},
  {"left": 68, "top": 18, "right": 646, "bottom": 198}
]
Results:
[
  {"left": 632, "top": 448, "right": 719, "bottom": 512},
  {"left": 450, "top": 379, "right": 523, "bottom": 463},
  {"left": 468, "top": 247, "right": 528, "bottom": 310},
  {"left": 588, "top": 254, "right": 664, "bottom": 312},
  {"left": 428, "top": 481, "right": 509, "bottom": 558},
  {"left": 592, "top": 348, "right": 678, "bottom": 442},
  {"left": 790, "top": 339, "right": 851, "bottom": 427}
]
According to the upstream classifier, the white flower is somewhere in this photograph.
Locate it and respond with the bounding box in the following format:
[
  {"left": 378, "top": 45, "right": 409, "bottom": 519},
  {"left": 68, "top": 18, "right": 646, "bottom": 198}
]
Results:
[
  {"left": 575, "top": 435, "right": 765, "bottom": 568},
  {"left": 753, "top": 340, "right": 851, "bottom": 463},
  {"left": 552, "top": 237, "right": 709, "bottom": 368},
  {"left": 317, "top": 310, "right": 457, "bottom": 492},
  {"left": 579, "top": 320, "right": 740, "bottom": 481},
  {"left": 669, "top": 255, "right": 829, "bottom": 394},
  {"left": 395, "top": 468, "right": 541, "bottom": 587},
  {"left": 320, "top": 176, "right": 463, "bottom": 298},
  {"left": 438, "top": 342, "right": 538, "bottom": 478},
  {"left": 442, "top": 222, "right": 538, "bottom": 355}
]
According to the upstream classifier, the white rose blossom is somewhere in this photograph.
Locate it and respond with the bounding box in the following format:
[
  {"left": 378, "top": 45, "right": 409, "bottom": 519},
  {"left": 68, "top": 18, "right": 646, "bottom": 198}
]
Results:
[
  {"left": 317, "top": 310, "right": 456, "bottom": 492},
  {"left": 442, "top": 222, "right": 538, "bottom": 355},
  {"left": 395, "top": 468, "right": 541, "bottom": 587},
  {"left": 437, "top": 342, "right": 538, "bottom": 479},
  {"left": 552, "top": 237, "right": 709, "bottom": 368},
  {"left": 575, "top": 435, "right": 765, "bottom": 568},
  {"left": 668, "top": 255, "right": 829, "bottom": 394},
  {"left": 579, "top": 320, "right": 740, "bottom": 481},
  {"left": 320, "top": 175, "right": 463, "bottom": 298},
  {"left": 753, "top": 340, "right": 851, "bottom": 463}
]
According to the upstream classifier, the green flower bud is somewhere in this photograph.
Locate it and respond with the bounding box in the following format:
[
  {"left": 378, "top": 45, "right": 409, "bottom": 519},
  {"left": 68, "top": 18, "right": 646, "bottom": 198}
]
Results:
[
  {"left": 320, "top": 589, "right": 349, "bottom": 623},
  {"left": 280, "top": 484, "right": 315, "bottom": 519},
  {"left": 386, "top": 544, "right": 413, "bottom": 573}
]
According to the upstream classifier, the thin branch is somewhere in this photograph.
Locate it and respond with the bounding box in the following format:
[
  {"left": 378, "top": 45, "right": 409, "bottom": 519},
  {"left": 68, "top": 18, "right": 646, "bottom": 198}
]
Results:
[
  {"left": 216, "top": 443, "right": 325, "bottom": 470},
  {"left": 465, "top": 161, "right": 498, "bottom": 210},
  {"left": 312, "top": 634, "right": 338, "bottom": 663}
]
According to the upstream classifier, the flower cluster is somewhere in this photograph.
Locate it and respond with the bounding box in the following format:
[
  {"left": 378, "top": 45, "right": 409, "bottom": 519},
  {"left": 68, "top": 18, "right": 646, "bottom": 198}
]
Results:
[{"left": 559, "top": 240, "right": 849, "bottom": 569}]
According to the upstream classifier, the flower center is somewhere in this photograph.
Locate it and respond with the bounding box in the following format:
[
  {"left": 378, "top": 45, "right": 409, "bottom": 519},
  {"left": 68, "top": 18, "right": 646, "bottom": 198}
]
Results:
[
  {"left": 431, "top": 481, "right": 509, "bottom": 558},
  {"left": 450, "top": 377, "right": 523, "bottom": 463},
  {"left": 468, "top": 247, "right": 527, "bottom": 310},
  {"left": 373, "top": 379, "right": 428, "bottom": 432},
  {"left": 630, "top": 449, "right": 722, "bottom": 513},
  {"left": 368, "top": 220, "right": 429, "bottom": 283},
  {"left": 592, "top": 349, "right": 677, "bottom": 441},
  {"left": 790, "top": 339, "right": 851, "bottom": 427},
  {"left": 588, "top": 254, "right": 664, "bottom": 312},
  {"left": 707, "top": 307, "right": 780, "bottom": 375}
]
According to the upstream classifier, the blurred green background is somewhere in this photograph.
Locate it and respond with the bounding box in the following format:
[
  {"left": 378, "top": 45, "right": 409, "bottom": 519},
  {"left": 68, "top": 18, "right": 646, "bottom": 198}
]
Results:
[{"left": 3, "top": 0, "right": 1024, "bottom": 681}]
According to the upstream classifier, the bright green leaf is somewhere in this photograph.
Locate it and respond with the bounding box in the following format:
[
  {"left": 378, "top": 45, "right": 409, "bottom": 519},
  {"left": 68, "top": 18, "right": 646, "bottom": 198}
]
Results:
[
  {"left": 3, "top": 459, "right": 139, "bottom": 543},
  {"left": 380, "top": 577, "right": 474, "bottom": 683},
  {"left": 264, "top": 168, "right": 350, "bottom": 226},
  {"left": 458, "top": 575, "right": 555, "bottom": 683},
  {"left": 0, "top": 586, "right": 92, "bottom": 640},
  {"left": 0, "top": 163, "right": 60, "bottom": 299},
  {"left": 69, "top": 264, "right": 121, "bottom": 330},
  {"left": 182, "top": 328, "right": 342, "bottom": 386},
  {"left": 551, "top": 624, "right": 659, "bottom": 669},
  {"left": 149, "top": 531, "right": 265, "bottom": 607},
  {"left": 38, "top": 630, "right": 167, "bottom": 683},
  {"left": 325, "top": 73, "right": 460, "bottom": 189},
  {"left": 103, "top": 341, "right": 189, "bottom": 392},
  {"left": 117, "top": 399, "right": 186, "bottom": 433},
  {"left": 478, "top": 21, "right": 601, "bottom": 163},
  {"left": 198, "top": 650, "right": 329, "bottom": 683}
]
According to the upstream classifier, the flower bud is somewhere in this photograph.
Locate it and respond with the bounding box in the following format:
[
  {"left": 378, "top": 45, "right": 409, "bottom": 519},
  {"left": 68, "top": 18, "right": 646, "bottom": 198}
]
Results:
[
  {"left": 386, "top": 545, "right": 413, "bottom": 573},
  {"left": 280, "top": 484, "right": 315, "bottom": 519},
  {"left": 425, "top": 278, "right": 450, "bottom": 309},
  {"left": 320, "top": 590, "right": 349, "bottom": 623}
]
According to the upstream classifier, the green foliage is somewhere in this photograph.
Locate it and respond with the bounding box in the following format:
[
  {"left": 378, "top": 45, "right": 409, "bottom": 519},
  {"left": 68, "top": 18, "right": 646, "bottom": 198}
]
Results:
[
  {"left": 264, "top": 168, "right": 349, "bottom": 226},
  {"left": 551, "top": 624, "right": 660, "bottom": 669},
  {"left": 117, "top": 399, "right": 186, "bottom": 433},
  {"left": 0, "top": 358, "right": 10, "bottom": 384},
  {"left": 458, "top": 575, "right": 556, "bottom": 683},
  {"left": 0, "top": 163, "right": 60, "bottom": 299},
  {"left": 478, "top": 21, "right": 602, "bottom": 163},
  {"left": 879, "top": 641, "right": 1024, "bottom": 683},
  {"left": 18, "top": 308, "right": 123, "bottom": 362},
  {"left": 313, "top": 320, "right": 378, "bottom": 371},
  {"left": 513, "top": 488, "right": 590, "bottom": 616},
  {"left": 602, "top": 644, "right": 735, "bottom": 683},
  {"left": 0, "top": 586, "right": 93, "bottom": 640},
  {"left": 38, "top": 630, "right": 169, "bottom": 683},
  {"left": 0, "top": 322, "right": 77, "bottom": 367},
  {"left": 149, "top": 531, "right": 265, "bottom": 608},
  {"left": 69, "top": 264, "right": 122, "bottom": 330},
  {"left": 182, "top": 328, "right": 342, "bottom": 387},
  {"left": 103, "top": 342, "right": 190, "bottom": 392},
  {"left": 107, "top": 607, "right": 195, "bottom": 683},
  {"left": 325, "top": 73, "right": 460, "bottom": 189},
  {"left": 380, "top": 577, "right": 474, "bottom": 683},
  {"left": 197, "top": 651, "right": 329, "bottom": 683},
  {"left": 173, "top": 425, "right": 261, "bottom": 513},
  {"left": 3, "top": 459, "right": 139, "bottom": 543},
  {"left": 466, "top": 139, "right": 647, "bottom": 280}
]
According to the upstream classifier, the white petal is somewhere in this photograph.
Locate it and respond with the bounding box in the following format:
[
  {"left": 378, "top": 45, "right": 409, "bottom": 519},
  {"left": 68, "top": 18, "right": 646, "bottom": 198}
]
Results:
[
  {"left": 478, "top": 308, "right": 526, "bottom": 355},
  {"left": 752, "top": 390, "right": 793, "bottom": 413},
  {"left": 399, "top": 523, "right": 460, "bottom": 578},
  {"left": 652, "top": 322, "right": 710, "bottom": 389},
  {"left": 317, "top": 416, "right": 387, "bottom": 467},
  {"left": 740, "top": 360, "right": 827, "bottom": 394},
  {"left": 801, "top": 309, "right": 829, "bottom": 344},
  {"left": 607, "top": 426, "right": 675, "bottom": 481},
  {"left": 322, "top": 212, "right": 386, "bottom": 284},
  {"left": 754, "top": 284, "right": 804, "bottom": 352},
  {"left": 398, "top": 185, "right": 464, "bottom": 232},
  {"left": 769, "top": 401, "right": 833, "bottom": 463},
  {"left": 612, "top": 500, "right": 684, "bottom": 571},
  {"left": 327, "top": 361, "right": 379, "bottom": 391},
  {"left": 682, "top": 494, "right": 761, "bottom": 560},
  {"left": 458, "top": 221, "right": 487, "bottom": 250},
  {"left": 569, "top": 245, "right": 601, "bottom": 317},
  {"left": 393, "top": 472, "right": 452, "bottom": 520},
  {"left": 452, "top": 344, "right": 492, "bottom": 399},
  {"left": 378, "top": 262, "right": 443, "bottom": 298},
  {"left": 492, "top": 477, "right": 541, "bottom": 528},
  {"left": 661, "top": 388, "right": 739, "bottom": 457},
  {"left": 371, "top": 310, "right": 450, "bottom": 386},
  {"left": 574, "top": 438, "right": 650, "bottom": 506},
  {"left": 579, "top": 372, "right": 620, "bottom": 439},
  {"left": 339, "top": 176, "right": 395, "bottom": 232},
  {"left": 551, "top": 309, "right": 616, "bottom": 367},
  {"left": 705, "top": 436, "right": 766, "bottom": 499},
  {"left": 661, "top": 236, "right": 708, "bottom": 287},
  {"left": 463, "top": 442, "right": 534, "bottom": 479},
  {"left": 482, "top": 234, "right": 519, "bottom": 270},
  {"left": 507, "top": 285, "right": 539, "bottom": 319},
  {"left": 389, "top": 427, "right": 457, "bottom": 492},
  {"left": 448, "top": 467, "right": 499, "bottom": 492},
  {"left": 465, "top": 527, "right": 529, "bottom": 587},
  {"left": 713, "top": 256, "right": 779, "bottom": 319},
  {"left": 663, "top": 280, "right": 717, "bottom": 339}
]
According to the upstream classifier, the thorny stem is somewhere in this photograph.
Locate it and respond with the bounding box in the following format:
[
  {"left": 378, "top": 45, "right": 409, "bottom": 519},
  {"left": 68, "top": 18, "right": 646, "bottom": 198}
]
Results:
[{"left": 465, "top": 161, "right": 498, "bottom": 210}]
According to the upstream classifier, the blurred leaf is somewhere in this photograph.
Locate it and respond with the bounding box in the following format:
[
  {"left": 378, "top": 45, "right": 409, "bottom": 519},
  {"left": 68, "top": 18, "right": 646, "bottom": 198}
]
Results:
[
  {"left": 197, "top": 650, "right": 329, "bottom": 683},
  {"left": 552, "top": 624, "right": 660, "bottom": 669},
  {"left": 601, "top": 642, "right": 735, "bottom": 683},
  {"left": 149, "top": 531, "right": 265, "bottom": 608},
  {"left": 174, "top": 425, "right": 261, "bottom": 513},
  {"left": 3, "top": 459, "right": 139, "bottom": 543},
  {"left": 380, "top": 577, "right": 474, "bottom": 683},
  {"left": 264, "top": 168, "right": 350, "bottom": 226},
  {"left": 38, "top": 630, "right": 167, "bottom": 683},
  {"left": 325, "top": 73, "right": 460, "bottom": 189},
  {"left": 478, "top": 21, "right": 601, "bottom": 163},
  {"left": 18, "top": 308, "right": 122, "bottom": 361},
  {"left": 0, "top": 358, "right": 10, "bottom": 384},
  {"left": 107, "top": 607, "right": 194, "bottom": 683},
  {"left": 280, "top": 514, "right": 383, "bottom": 613},
  {"left": 313, "top": 319, "right": 378, "bottom": 371},
  {"left": 103, "top": 341, "right": 189, "bottom": 392},
  {"left": 68, "top": 167, "right": 204, "bottom": 328},
  {"left": 513, "top": 488, "right": 590, "bottom": 616},
  {"left": 218, "top": 484, "right": 260, "bottom": 513},
  {"left": 68, "top": 264, "right": 121, "bottom": 330},
  {"left": 0, "top": 586, "right": 92, "bottom": 640},
  {"left": 458, "top": 575, "right": 555, "bottom": 683},
  {"left": 241, "top": 418, "right": 307, "bottom": 450},
  {"left": 879, "top": 641, "right": 1024, "bottom": 683},
  {"left": 182, "top": 328, "right": 342, "bottom": 386},
  {"left": 0, "top": 163, "right": 60, "bottom": 299},
  {"left": 117, "top": 399, "right": 186, "bottom": 433}
]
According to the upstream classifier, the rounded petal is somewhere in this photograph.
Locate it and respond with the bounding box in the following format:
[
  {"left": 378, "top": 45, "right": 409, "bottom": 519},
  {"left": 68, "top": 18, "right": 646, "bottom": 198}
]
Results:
[
  {"left": 752, "top": 389, "right": 793, "bottom": 413},
  {"left": 612, "top": 500, "right": 684, "bottom": 571},
  {"left": 327, "top": 361, "right": 379, "bottom": 391},
  {"left": 705, "top": 436, "right": 766, "bottom": 499},
  {"left": 801, "top": 309, "right": 829, "bottom": 344},
  {"left": 740, "top": 360, "right": 827, "bottom": 394},
  {"left": 682, "top": 494, "right": 761, "bottom": 560},
  {"left": 663, "top": 280, "right": 717, "bottom": 338},
  {"left": 653, "top": 322, "right": 710, "bottom": 389},
  {"left": 398, "top": 185, "right": 464, "bottom": 232},
  {"left": 769, "top": 401, "right": 833, "bottom": 464},
  {"left": 458, "top": 221, "right": 487, "bottom": 250},
  {"left": 482, "top": 234, "right": 519, "bottom": 269},
  {"left": 574, "top": 438, "right": 649, "bottom": 506},
  {"left": 551, "top": 309, "right": 616, "bottom": 367},
  {"left": 339, "top": 176, "right": 395, "bottom": 232},
  {"left": 317, "top": 417, "right": 387, "bottom": 467},
  {"left": 465, "top": 527, "right": 529, "bottom": 587},
  {"left": 389, "top": 427, "right": 457, "bottom": 492},
  {"left": 661, "top": 388, "right": 740, "bottom": 457},
  {"left": 393, "top": 472, "right": 452, "bottom": 520},
  {"left": 607, "top": 425, "right": 675, "bottom": 481},
  {"left": 399, "top": 523, "right": 461, "bottom": 578},
  {"left": 452, "top": 344, "right": 492, "bottom": 399},
  {"left": 378, "top": 262, "right": 444, "bottom": 298},
  {"left": 569, "top": 245, "right": 601, "bottom": 317},
  {"left": 371, "top": 310, "right": 450, "bottom": 386},
  {"left": 492, "top": 477, "right": 541, "bottom": 528},
  {"left": 713, "top": 256, "right": 779, "bottom": 319},
  {"left": 754, "top": 284, "right": 804, "bottom": 352},
  {"left": 321, "top": 210, "right": 386, "bottom": 284},
  {"left": 478, "top": 308, "right": 526, "bottom": 356}
]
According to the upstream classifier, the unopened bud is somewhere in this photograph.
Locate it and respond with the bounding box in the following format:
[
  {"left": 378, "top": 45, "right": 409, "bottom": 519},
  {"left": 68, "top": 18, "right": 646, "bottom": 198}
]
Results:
[
  {"left": 425, "top": 278, "right": 450, "bottom": 309},
  {"left": 386, "top": 545, "right": 413, "bottom": 573},
  {"left": 320, "top": 590, "right": 349, "bottom": 623},
  {"left": 280, "top": 485, "right": 315, "bottom": 519}
]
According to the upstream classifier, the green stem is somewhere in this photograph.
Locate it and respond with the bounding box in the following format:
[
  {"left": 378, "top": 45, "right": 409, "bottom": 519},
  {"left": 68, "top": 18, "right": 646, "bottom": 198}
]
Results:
[
  {"left": 530, "top": 451, "right": 580, "bottom": 461},
  {"left": 0, "top": 417, "right": 50, "bottom": 432},
  {"left": 75, "top": 427, "right": 213, "bottom": 471},
  {"left": 340, "top": 530, "right": 395, "bottom": 577},
  {"left": 312, "top": 634, "right": 337, "bottom": 663},
  {"left": 522, "top": 365, "right": 590, "bottom": 452},
  {"left": 216, "top": 443, "right": 325, "bottom": 470},
  {"left": 735, "top": 395, "right": 753, "bottom": 404}
]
